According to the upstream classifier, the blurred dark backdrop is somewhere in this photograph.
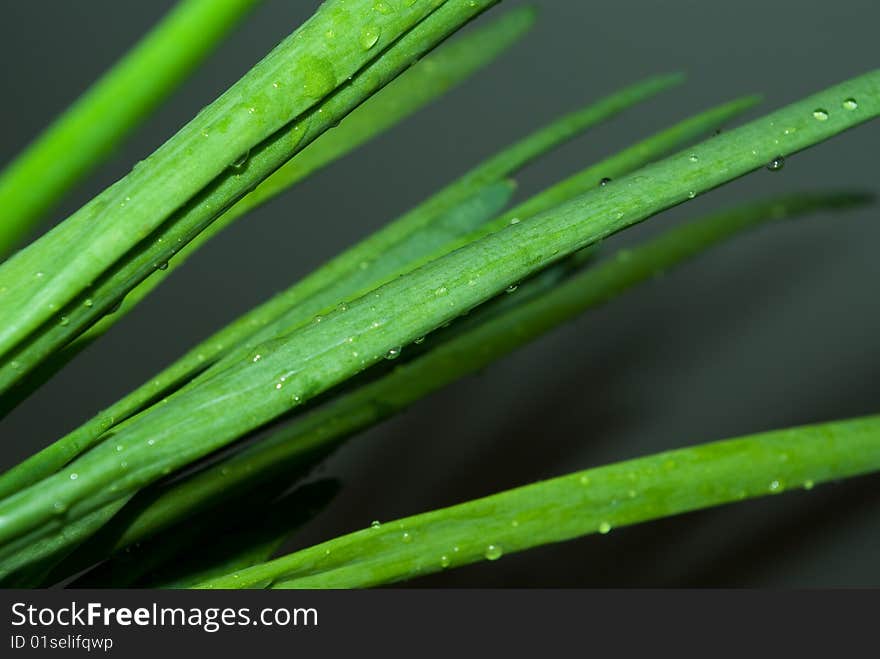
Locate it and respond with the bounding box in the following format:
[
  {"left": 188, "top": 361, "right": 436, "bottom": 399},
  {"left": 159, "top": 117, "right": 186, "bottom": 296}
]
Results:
[{"left": 0, "top": 0, "right": 878, "bottom": 586}]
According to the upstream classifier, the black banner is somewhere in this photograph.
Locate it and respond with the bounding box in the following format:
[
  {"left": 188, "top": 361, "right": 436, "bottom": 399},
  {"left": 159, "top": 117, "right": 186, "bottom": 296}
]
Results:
[{"left": 1, "top": 589, "right": 874, "bottom": 656}]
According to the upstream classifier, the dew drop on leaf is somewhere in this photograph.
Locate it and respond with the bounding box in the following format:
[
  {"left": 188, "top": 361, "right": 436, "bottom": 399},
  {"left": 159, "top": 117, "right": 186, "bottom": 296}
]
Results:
[
  {"left": 598, "top": 521, "right": 612, "bottom": 534},
  {"left": 484, "top": 544, "right": 503, "bottom": 560},
  {"left": 842, "top": 98, "right": 858, "bottom": 111},
  {"left": 812, "top": 109, "right": 829, "bottom": 121},
  {"left": 231, "top": 150, "right": 250, "bottom": 169},
  {"left": 360, "top": 26, "right": 380, "bottom": 50},
  {"left": 385, "top": 346, "right": 402, "bottom": 360},
  {"left": 599, "top": 177, "right": 612, "bottom": 187},
  {"left": 766, "top": 155, "right": 785, "bottom": 171}
]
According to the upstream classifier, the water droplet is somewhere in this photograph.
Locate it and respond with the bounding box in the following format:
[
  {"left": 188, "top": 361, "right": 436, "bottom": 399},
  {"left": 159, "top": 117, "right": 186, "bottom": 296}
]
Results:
[
  {"left": 505, "top": 283, "right": 519, "bottom": 294},
  {"left": 434, "top": 286, "right": 448, "bottom": 296},
  {"left": 509, "top": 217, "right": 521, "bottom": 225},
  {"left": 35, "top": 271, "right": 44, "bottom": 279},
  {"left": 414, "top": 336, "right": 426, "bottom": 345},
  {"left": 147, "top": 439, "right": 155, "bottom": 446},
  {"left": 157, "top": 261, "right": 169, "bottom": 270},
  {"left": 313, "top": 315, "right": 323, "bottom": 324},
  {"left": 687, "top": 191, "right": 696, "bottom": 199},
  {"left": 484, "top": 544, "right": 503, "bottom": 561},
  {"left": 371, "top": 520, "right": 381, "bottom": 529},
  {"left": 115, "top": 444, "right": 124, "bottom": 452},
  {"left": 385, "top": 347, "right": 402, "bottom": 360},
  {"left": 53, "top": 501, "right": 67, "bottom": 514},
  {"left": 842, "top": 98, "right": 858, "bottom": 111},
  {"left": 803, "top": 480, "right": 815, "bottom": 491},
  {"left": 766, "top": 155, "right": 785, "bottom": 171},
  {"left": 769, "top": 479, "right": 783, "bottom": 493},
  {"left": 231, "top": 150, "right": 250, "bottom": 169},
  {"left": 252, "top": 353, "right": 262, "bottom": 363},
  {"left": 598, "top": 521, "right": 612, "bottom": 534},
  {"left": 579, "top": 474, "right": 590, "bottom": 485},
  {"left": 69, "top": 473, "right": 78, "bottom": 481},
  {"left": 59, "top": 316, "right": 70, "bottom": 326},
  {"left": 688, "top": 154, "right": 699, "bottom": 163},
  {"left": 812, "top": 109, "right": 829, "bottom": 121},
  {"left": 401, "top": 532, "right": 412, "bottom": 543},
  {"left": 360, "top": 26, "right": 380, "bottom": 50},
  {"left": 84, "top": 298, "right": 93, "bottom": 308},
  {"left": 599, "top": 177, "right": 612, "bottom": 187},
  {"left": 440, "top": 555, "right": 451, "bottom": 568}
]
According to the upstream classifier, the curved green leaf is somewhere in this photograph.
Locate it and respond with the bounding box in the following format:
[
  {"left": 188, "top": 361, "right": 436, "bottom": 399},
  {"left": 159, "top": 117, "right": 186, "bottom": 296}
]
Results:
[
  {"left": 0, "top": 69, "right": 876, "bottom": 556},
  {"left": 197, "top": 415, "right": 880, "bottom": 588},
  {"left": 0, "top": 0, "right": 262, "bottom": 257}
]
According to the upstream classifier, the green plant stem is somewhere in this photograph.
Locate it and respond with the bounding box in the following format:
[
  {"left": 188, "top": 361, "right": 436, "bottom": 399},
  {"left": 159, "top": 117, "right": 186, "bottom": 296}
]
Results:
[
  {"left": 0, "top": 179, "right": 514, "bottom": 501},
  {"left": 0, "top": 74, "right": 682, "bottom": 496},
  {"left": 0, "top": 0, "right": 261, "bottom": 258},
  {"left": 195, "top": 414, "right": 880, "bottom": 589},
  {"left": 188, "top": 95, "right": 759, "bottom": 389},
  {"left": 75, "top": 7, "right": 537, "bottom": 347},
  {"left": 0, "top": 0, "right": 505, "bottom": 399},
  {"left": 23, "top": 191, "right": 868, "bottom": 578},
  {"left": 0, "top": 69, "right": 876, "bottom": 552},
  {"left": 0, "top": 0, "right": 452, "bottom": 361}
]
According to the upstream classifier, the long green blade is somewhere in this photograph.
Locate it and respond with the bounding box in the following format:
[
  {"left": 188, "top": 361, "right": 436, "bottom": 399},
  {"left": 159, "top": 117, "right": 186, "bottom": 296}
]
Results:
[
  {"left": 194, "top": 415, "right": 880, "bottom": 588},
  {"left": 0, "top": 0, "right": 453, "bottom": 361},
  {"left": 0, "top": 0, "right": 261, "bottom": 257},
  {"left": 22, "top": 191, "right": 868, "bottom": 580},
  {"left": 74, "top": 6, "right": 538, "bottom": 347},
  {"left": 0, "top": 180, "right": 514, "bottom": 500},
  {"left": 0, "top": 69, "right": 876, "bottom": 552},
  {"left": 0, "top": 74, "right": 683, "bottom": 495},
  {"left": 0, "top": 0, "right": 508, "bottom": 398}
]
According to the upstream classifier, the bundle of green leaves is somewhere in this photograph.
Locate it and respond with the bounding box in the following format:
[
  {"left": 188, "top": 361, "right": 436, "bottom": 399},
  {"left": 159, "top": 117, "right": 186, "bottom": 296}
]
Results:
[{"left": 0, "top": 0, "right": 877, "bottom": 588}]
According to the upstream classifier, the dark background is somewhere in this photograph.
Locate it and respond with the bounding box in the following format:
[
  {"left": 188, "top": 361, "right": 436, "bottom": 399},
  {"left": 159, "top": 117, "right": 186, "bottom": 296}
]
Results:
[{"left": 0, "top": 1, "right": 878, "bottom": 586}]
